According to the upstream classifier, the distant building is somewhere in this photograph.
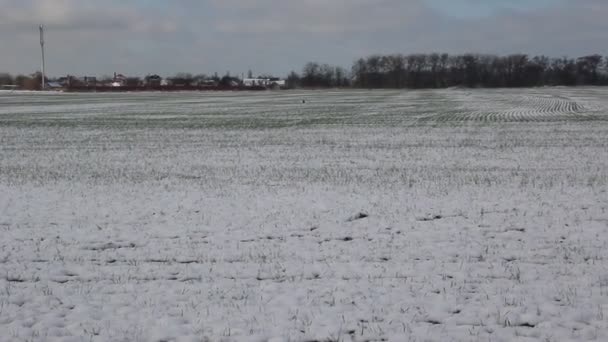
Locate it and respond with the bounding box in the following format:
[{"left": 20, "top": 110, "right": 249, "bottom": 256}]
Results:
[
  {"left": 194, "top": 78, "right": 218, "bottom": 87},
  {"left": 243, "top": 77, "right": 286, "bottom": 88},
  {"left": 112, "top": 73, "right": 127, "bottom": 87},
  {"left": 167, "top": 77, "right": 194, "bottom": 87},
  {"left": 201, "top": 79, "right": 218, "bottom": 87},
  {"left": 57, "top": 77, "right": 69, "bottom": 86},
  {"left": 145, "top": 75, "right": 162, "bottom": 87},
  {"left": 46, "top": 82, "right": 63, "bottom": 89},
  {"left": 57, "top": 75, "right": 95, "bottom": 88},
  {"left": 78, "top": 76, "right": 97, "bottom": 86}
]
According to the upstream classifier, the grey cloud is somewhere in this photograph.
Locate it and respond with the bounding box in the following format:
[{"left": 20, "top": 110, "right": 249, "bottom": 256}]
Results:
[
  {"left": 0, "top": 0, "right": 606, "bottom": 77},
  {"left": 210, "top": 0, "right": 433, "bottom": 34},
  {"left": 0, "top": 0, "right": 177, "bottom": 34}
]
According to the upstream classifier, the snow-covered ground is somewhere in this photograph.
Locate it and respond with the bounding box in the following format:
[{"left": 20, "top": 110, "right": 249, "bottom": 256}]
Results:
[{"left": 1, "top": 89, "right": 608, "bottom": 341}]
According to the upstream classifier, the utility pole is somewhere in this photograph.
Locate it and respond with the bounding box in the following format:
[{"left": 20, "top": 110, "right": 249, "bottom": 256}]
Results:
[{"left": 40, "top": 25, "right": 46, "bottom": 90}]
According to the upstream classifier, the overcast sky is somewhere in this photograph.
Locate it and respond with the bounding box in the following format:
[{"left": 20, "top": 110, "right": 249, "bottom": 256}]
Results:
[{"left": 0, "top": 0, "right": 606, "bottom": 77}]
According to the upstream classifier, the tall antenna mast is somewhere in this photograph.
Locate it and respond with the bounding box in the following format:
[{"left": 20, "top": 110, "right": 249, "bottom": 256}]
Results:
[{"left": 40, "top": 25, "right": 45, "bottom": 90}]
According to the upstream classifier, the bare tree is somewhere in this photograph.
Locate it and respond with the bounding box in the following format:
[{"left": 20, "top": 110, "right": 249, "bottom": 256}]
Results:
[
  {"left": 0, "top": 73, "right": 14, "bottom": 86},
  {"left": 286, "top": 71, "right": 301, "bottom": 89},
  {"left": 577, "top": 55, "right": 603, "bottom": 85}
]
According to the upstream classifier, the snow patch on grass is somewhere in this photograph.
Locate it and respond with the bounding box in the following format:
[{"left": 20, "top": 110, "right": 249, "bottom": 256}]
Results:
[{"left": 1, "top": 89, "right": 608, "bottom": 341}]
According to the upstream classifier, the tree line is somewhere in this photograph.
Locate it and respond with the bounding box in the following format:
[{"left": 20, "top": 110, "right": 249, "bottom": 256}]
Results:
[
  {"left": 285, "top": 62, "right": 351, "bottom": 88},
  {"left": 0, "top": 72, "right": 43, "bottom": 89},
  {"left": 289, "top": 53, "right": 608, "bottom": 89}
]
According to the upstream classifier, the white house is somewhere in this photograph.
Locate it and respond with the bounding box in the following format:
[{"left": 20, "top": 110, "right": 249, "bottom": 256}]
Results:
[
  {"left": 112, "top": 73, "right": 128, "bottom": 87},
  {"left": 243, "top": 78, "right": 286, "bottom": 88}
]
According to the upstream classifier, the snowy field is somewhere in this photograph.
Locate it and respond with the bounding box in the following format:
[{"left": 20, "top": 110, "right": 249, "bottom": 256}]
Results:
[{"left": 1, "top": 88, "right": 608, "bottom": 341}]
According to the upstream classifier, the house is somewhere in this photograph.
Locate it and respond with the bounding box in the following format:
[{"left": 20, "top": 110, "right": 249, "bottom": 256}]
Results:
[
  {"left": 145, "top": 75, "right": 162, "bottom": 87},
  {"left": 200, "top": 79, "right": 218, "bottom": 87},
  {"left": 46, "top": 82, "right": 63, "bottom": 90},
  {"left": 57, "top": 76, "right": 74, "bottom": 87},
  {"left": 243, "top": 77, "right": 286, "bottom": 88},
  {"left": 78, "top": 76, "right": 97, "bottom": 86},
  {"left": 55, "top": 75, "right": 83, "bottom": 88},
  {"left": 112, "top": 73, "right": 128, "bottom": 87},
  {"left": 62, "top": 76, "right": 97, "bottom": 87},
  {"left": 243, "top": 78, "right": 260, "bottom": 87},
  {"left": 167, "top": 77, "right": 194, "bottom": 87}
]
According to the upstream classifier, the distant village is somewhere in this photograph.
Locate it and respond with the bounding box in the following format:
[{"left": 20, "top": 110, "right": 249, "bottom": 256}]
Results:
[
  {"left": 0, "top": 71, "right": 288, "bottom": 92},
  {"left": 48, "top": 72, "right": 285, "bottom": 92}
]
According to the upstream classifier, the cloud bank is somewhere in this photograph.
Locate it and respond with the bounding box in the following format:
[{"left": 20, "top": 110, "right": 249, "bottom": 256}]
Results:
[{"left": 0, "top": 0, "right": 606, "bottom": 77}]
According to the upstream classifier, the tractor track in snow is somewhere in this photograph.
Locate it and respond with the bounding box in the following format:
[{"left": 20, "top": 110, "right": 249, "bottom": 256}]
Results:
[{"left": 418, "top": 89, "right": 607, "bottom": 123}]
